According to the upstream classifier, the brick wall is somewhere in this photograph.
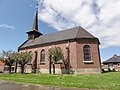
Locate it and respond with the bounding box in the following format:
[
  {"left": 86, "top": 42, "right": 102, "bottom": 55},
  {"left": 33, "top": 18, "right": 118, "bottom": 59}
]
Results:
[{"left": 19, "top": 39, "right": 101, "bottom": 74}]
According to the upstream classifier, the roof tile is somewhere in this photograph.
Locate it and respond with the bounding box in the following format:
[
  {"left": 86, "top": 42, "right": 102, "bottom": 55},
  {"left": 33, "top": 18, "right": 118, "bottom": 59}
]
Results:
[
  {"left": 19, "top": 26, "right": 98, "bottom": 49},
  {"left": 103, "top": 56, "right": 120, "bottom": 63}
]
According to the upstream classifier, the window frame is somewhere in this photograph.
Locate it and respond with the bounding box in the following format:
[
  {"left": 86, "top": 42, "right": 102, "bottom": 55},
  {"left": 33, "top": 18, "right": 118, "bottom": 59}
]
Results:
[
  {"left": 83, "top": 45, "right": 93, "bottom": 63},
  {"left": 27, "top": 51, "right": 32, "bottom": 65},
  {"left": 40, "top": 49, "right": 45, "bottom": 64}
]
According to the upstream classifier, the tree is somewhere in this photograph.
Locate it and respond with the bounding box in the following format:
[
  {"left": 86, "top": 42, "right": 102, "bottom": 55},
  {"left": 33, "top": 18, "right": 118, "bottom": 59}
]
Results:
[
  {"left": 17, "top": 51, "right": 32, "bottom": 73},
  {"left": 48, "top": 46, "right": 63, "bottom": 74},
  {"left": 0, "top": 50, "right": 15, "bottom": 73},
  {"left": 11, "top": 52, "right": 19, "bottom": 73}
]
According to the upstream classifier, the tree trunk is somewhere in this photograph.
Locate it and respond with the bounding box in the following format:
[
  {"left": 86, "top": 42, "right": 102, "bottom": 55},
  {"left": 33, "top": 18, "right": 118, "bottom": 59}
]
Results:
[
  {"left": 15, "top": 62, "right": 18, "bottom": 73},
  {"left": 34, "top": 52, "right": 37, "bottom": 73},
  {"left": 9, "top": 65, "right": 12, "bottom": 73},
  {"left": 32, "top": 63, "right": 36, "bottom": 73},
  {"left": 49, "top": 58, "right": 51, "bottom": 74},
  {"left": 53, "top": 64, "right": 55, "bottom": 74},
  {"left": 21, "top": 65, "right": 24, "bottom": 73}
]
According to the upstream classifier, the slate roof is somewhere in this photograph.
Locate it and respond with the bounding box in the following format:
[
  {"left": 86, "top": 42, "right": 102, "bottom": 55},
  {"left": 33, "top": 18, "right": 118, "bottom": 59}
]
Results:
[
  {"left": 19, "top": 26, "right": 99, "bottom": 49},
  {"left": 103, "top": 56, "right": 120, "bottom": 64}
]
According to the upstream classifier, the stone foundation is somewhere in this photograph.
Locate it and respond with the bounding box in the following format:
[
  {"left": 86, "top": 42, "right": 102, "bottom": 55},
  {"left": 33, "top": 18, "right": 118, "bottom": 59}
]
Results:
[
  {"left": 73, "top": 68, "right": 101, "bottom": 74},
  {"left": 17, "top": 68, "right": 101, "bottom": 74}
]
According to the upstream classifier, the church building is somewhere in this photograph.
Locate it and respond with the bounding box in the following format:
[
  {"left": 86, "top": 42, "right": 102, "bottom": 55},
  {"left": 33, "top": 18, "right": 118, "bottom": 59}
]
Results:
[{"left": 18, "top": 8, "right": 101, "bottom": 74}]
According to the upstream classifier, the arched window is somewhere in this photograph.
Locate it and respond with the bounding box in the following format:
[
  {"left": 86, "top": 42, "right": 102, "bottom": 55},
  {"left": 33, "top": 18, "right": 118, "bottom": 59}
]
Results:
[
  {"left": 40, "top": 49, "right": 45, "bottom": 63},
  {"left": 28, "top": 51, "right": 32, "bottom": 64},
  {"left": 83, "top": 45, "right": 91, "bottom": 61}
]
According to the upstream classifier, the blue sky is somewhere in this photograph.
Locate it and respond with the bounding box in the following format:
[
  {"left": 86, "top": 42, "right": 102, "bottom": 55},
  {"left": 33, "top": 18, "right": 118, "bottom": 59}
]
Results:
[{"left": 0, "top": 0, "right": 120, "bottom": 61}]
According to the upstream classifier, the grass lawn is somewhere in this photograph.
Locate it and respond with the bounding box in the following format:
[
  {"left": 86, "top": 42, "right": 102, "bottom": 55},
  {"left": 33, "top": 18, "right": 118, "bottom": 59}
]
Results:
[{"left": 0, "top": 72, "right": 120, "bottom": 90}]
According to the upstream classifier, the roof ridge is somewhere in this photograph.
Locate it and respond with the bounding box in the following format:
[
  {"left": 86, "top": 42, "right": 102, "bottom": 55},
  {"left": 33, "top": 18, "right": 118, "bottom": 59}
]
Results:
[
  {"left": 75, "top": 26, "right": 96, "bottom": 38},
  {"left": 43, "top": 26, "right": 80, "bottom": 36},
  {"left": 75, "top": 26, "right": 81, "bottom": 38},
  {"left": 19, "top": 26, "right": 99, "bottom": 49}
]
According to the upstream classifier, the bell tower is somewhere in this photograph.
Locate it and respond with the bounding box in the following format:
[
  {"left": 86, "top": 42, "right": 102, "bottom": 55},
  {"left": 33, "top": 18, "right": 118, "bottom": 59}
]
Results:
[{"left": 26, "top": 2, "right": 42, "bottom": 40}]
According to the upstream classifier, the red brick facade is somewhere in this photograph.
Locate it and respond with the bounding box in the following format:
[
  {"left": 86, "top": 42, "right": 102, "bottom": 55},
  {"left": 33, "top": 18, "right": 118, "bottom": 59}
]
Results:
[{"left": 19, "top": 39, "right": 101, "bottom": 74}]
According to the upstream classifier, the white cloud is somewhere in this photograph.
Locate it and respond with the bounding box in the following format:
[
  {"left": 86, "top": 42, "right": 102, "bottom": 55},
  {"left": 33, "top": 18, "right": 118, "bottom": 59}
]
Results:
[
  {"left": 37, "top": 0, "right": 120, "bottom": 48},
  {"left": 0, "top": 24, "right": 14, "bottom": 30}
]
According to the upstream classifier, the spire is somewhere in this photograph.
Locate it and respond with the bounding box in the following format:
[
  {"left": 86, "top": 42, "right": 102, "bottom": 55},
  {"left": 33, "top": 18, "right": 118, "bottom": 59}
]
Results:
[
  {"left": 32, "top": 2, "right": 38, "bottom": 31},
  {"left": 26, "top": 1, "right": 43, "bottom": 40}
]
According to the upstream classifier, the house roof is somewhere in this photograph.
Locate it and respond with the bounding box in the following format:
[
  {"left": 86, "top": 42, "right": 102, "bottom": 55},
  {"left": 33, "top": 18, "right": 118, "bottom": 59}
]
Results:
[
  {"left": 103, "top": 55, "right": 120, "bottom": 64},
  {"left": 19, "top": 26, "right": 99, "bottom": 49}
]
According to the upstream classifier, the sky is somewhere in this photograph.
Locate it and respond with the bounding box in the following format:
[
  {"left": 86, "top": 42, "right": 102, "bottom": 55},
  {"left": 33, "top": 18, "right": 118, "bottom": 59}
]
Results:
[{"left": 0, "top": 0, "right": 120, "bottom": 61}]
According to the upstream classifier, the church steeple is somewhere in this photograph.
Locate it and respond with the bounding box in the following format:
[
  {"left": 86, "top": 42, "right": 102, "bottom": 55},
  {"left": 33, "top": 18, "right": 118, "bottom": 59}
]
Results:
[
  {"left": 26, "top": 2, "right": 42, "bottom": 40},
  {"left": 32, "top": 4, "right": 38, "bottom": 31}
]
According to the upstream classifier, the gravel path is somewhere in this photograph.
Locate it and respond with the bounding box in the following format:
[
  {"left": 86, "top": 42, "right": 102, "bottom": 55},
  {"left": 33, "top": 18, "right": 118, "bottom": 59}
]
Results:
[{"left": 0, "top": 80, "right": 95, "bottom": 90}]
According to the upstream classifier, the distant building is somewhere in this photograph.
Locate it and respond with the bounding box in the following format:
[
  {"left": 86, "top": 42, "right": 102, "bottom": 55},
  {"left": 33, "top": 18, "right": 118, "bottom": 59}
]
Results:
[
  {"left": 0, "top": 53, "right": 4, "bottom": 72},
  {"left": 0, "top": 61, "right": 4, "bottom": 73},
  {"left": 18, "top": 8, "right": 101, "bottom": 74},
  {"left": 0, "top": 53, "right": 15, "bottom": 73},
  {"left": 103, "top": 54, "right": 120, "bottom": 71}
]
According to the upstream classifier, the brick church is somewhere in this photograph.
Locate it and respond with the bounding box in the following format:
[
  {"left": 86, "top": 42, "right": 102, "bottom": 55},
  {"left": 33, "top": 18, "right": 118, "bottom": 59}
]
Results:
[{"left": 18, "top": 8, "right": 101, "bottom": 74}]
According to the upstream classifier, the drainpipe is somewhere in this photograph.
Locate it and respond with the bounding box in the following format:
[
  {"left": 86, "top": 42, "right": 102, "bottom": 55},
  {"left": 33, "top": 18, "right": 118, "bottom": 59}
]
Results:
[{"left": 66, "top": 41, "right": 70, "bottom": 74}]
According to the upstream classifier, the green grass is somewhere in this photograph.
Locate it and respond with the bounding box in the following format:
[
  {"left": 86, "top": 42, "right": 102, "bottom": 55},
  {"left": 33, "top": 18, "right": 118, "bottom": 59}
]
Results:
[{"left": 0, "top": 72, "right": 120, "bottom": 90}]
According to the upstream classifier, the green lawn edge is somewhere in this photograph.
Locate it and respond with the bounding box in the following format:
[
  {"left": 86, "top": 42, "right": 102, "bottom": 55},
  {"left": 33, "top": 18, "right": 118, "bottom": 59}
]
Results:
[{"left": 0, "top": 72, "right": 120, "bottom": 90}]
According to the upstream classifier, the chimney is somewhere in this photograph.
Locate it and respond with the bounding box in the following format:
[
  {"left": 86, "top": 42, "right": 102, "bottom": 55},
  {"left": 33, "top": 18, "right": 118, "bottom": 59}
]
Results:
[{"left": 113, "top": 54, "right": 117, "bottom": 59}]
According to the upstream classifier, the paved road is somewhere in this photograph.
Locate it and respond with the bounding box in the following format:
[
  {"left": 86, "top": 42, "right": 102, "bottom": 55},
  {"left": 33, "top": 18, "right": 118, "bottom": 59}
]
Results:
[{"left": 0, "top": 80, "right": 94, "bottom": 90}]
